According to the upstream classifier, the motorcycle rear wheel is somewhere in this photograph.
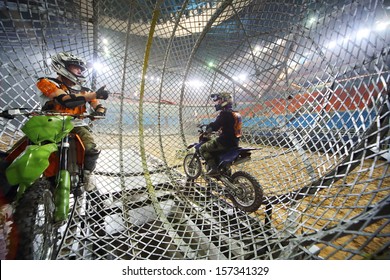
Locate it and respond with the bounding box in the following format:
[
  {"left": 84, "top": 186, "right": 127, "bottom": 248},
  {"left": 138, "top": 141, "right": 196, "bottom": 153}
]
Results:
[
  {"left": 183, "top": 153, "right": 202, "bottom": 180},
  {"left": 13, "top": 179, "right": 55, "bottom": 259},
  {"left": 229, "top": 171, "right": 263, "bottom": 213}
]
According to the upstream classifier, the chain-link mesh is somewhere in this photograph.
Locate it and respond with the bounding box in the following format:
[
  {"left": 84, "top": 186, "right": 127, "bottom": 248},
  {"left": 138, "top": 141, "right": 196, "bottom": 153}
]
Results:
[{"left": 1, "top": 0, "right": 389, "bottom": 260}]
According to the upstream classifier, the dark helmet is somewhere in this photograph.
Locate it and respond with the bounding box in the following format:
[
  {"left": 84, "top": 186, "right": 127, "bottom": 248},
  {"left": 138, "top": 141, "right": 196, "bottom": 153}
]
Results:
[
  {"left": 51, "top": 52, "right": 87, "bottom": 87},
  {"left": 210, "top": 92, "right": 233, "bottom": 111}
]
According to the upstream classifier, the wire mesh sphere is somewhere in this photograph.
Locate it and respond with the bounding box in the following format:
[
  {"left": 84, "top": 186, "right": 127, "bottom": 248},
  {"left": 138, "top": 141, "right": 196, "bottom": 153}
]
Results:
[{"left": 0, "top": 0, "right": 389, "bottom": 260}]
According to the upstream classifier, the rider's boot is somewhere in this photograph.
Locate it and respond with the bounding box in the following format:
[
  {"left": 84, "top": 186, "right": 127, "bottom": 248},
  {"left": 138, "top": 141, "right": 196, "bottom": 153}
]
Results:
[
  {"left": 83, "top": 148, "right": 100, "bottom": 192},
  {"left": 206, "top": 162, "right": 220, "bottom": 177},
  {"left": 84, "top": 170, "right": 97, "bottom": 192}
]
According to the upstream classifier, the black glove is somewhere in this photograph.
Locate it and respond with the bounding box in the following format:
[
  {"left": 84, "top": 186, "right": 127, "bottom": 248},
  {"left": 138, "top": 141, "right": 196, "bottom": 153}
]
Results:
[
  {"left": 90, "top": 110, "right": 105, "bottom": 120},
  {"left": 96, "top": 86, "right": 110, "bottom": 100},
  {"left": 91, "top": 104, "right": 106, "bottom": 119},
  {"left": 91, "top": 110, "right": 105, "bottom": 117}
]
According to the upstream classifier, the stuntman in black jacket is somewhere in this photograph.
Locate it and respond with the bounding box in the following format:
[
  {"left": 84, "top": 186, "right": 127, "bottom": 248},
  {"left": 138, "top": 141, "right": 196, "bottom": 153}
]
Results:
[
  {"left": 200, "top": 92, "right": 242, "bottom": 176},
  {"left": 207, "top": 109, "right": 242, "bottom": 148}
]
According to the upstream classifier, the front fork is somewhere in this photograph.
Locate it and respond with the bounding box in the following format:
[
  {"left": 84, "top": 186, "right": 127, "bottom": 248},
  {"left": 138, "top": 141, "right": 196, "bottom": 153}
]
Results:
[
  {"left": 212, "top": 170, "right": 243, "bottom": 198},
  {"left": 54, "top": 135, "right": 71, "bottom": 222},
  {"left": 218, "top": 175, "right": 237, "bottom": 193}
]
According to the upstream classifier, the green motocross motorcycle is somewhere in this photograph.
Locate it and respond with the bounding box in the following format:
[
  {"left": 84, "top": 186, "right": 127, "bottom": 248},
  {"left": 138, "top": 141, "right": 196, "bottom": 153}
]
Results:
[{"left": 0, "top": 109, "right": 101, "bottom": 259}]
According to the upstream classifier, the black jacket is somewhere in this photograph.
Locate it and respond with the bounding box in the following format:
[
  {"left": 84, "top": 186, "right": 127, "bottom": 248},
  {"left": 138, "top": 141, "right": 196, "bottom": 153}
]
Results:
[{"left": 207, "top": 110, "right": 242, "bottom": 147}]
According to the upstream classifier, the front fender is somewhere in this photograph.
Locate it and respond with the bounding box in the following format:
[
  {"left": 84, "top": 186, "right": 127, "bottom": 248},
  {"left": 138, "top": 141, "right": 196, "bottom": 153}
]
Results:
[{"left": 6, "top": 143, "right": 58, "bottom": 187}]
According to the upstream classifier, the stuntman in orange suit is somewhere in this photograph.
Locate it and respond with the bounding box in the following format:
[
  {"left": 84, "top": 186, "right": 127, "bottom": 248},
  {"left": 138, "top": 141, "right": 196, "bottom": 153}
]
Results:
[{"left": 36, "top": 52, "right": 110, "bottom": 191}]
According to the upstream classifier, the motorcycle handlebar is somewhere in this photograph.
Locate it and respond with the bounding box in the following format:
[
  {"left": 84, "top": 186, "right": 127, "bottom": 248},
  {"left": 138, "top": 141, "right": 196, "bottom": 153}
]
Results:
[
  {"left": 197, "top": 124, "right": 208, "bottom": 129},
  {"left": 0, "top": 109, "right": 105, "bottom": 120}
]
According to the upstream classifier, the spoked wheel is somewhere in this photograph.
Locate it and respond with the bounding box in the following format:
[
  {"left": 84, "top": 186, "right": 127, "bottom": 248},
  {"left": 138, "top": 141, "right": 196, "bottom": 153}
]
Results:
[
  {"left": 228, "top": 171, "right": 263, "bottom": 213},
  {"left": 183, "top": 153, "right": 202, "bottom": 180},
  {"left": 13, "top": 179, "right": 55, "bottom": 259}
]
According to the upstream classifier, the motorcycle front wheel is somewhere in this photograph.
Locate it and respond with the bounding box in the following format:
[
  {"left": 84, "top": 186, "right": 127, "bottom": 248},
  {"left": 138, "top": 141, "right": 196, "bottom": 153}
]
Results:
[
  {"left": 229, "top": 171, "right": 263, "bottom": 213},
  {"left": 13, "top": 179, "right": 55, "bottom": 259},
  {"left": 183, "top": 153, "right": 202, "bottom": 180}
]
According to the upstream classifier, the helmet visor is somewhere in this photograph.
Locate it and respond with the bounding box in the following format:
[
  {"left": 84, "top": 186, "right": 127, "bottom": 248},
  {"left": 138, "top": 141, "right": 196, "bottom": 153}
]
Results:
[
  {"left": 210, "top": 94, "right": 221, "bottom": 101},
  {"left": 65, "top": 61, "right": 86, "bottom": 72}
]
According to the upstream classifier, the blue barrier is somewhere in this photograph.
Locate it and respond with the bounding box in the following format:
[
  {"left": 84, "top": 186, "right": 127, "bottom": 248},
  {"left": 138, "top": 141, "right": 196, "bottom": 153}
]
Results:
[{"left": 242, "top": 110, "right": 375, "bottom": 130}]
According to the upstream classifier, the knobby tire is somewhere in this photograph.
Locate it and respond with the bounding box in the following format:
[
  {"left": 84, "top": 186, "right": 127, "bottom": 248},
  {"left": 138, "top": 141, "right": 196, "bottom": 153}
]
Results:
[{"left": 13, "top": 179, "right": 55, "bottom": 259}]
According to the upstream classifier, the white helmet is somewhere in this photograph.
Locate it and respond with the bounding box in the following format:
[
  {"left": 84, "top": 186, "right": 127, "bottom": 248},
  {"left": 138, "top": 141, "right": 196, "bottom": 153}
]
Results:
[{"left": 51, "top": 52, "right": 87, "bottom": 86}]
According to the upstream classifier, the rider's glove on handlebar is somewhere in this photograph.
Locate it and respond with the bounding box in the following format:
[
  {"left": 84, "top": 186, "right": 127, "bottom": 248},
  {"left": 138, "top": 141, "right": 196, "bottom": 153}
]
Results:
[
  {"left": 91, "top": 111, "right": 105, "bottom": 117},
  {"left": 91, "top": 110, "right": 105, "bottom": 120},
  {"left": 96, "top": 86, "right": 110, "bottom": 100},
  {"left": 91, "top": 104, "right": 106, "bottom": 117}
]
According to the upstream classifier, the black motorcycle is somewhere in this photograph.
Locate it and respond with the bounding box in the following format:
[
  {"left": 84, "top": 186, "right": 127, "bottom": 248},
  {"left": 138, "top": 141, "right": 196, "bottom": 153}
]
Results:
[{"left": 183, "top": 124, "right": 263, "bottom": 213}]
